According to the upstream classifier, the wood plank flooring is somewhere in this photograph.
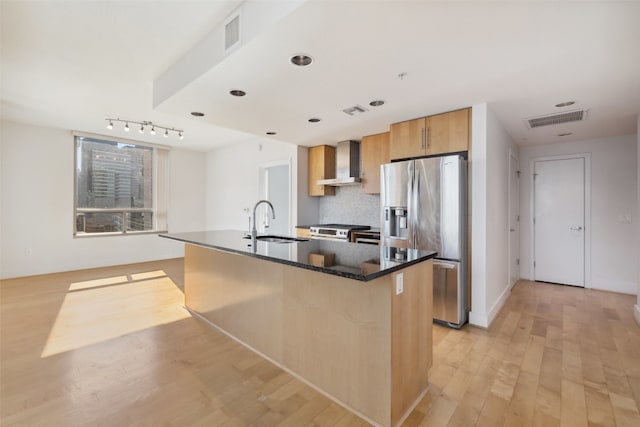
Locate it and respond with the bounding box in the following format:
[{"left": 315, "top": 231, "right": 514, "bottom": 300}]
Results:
[{"left": 1, "top": 259, "right": 639, "bottom": 426}]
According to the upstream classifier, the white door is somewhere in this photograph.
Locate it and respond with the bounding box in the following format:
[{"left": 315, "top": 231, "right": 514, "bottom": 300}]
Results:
[
  {"left": 262, "top": 164, "right": 290, "bottom": 235},
  {"left": 508, "top": 153, "right": 520, "bottom": 288},
  {"left": 533, "top": 158, "right": 585, "bottom": 286}
]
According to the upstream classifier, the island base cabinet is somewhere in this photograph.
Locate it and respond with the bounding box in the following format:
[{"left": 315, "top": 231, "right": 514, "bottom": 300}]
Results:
[{"left": 184, "top": 243, "right": 432, "bottom": 427}]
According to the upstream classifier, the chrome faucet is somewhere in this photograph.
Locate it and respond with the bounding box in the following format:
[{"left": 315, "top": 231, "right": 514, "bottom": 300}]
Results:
[{"left": 251, "top": 200, "right": 276, "bottom": 242}]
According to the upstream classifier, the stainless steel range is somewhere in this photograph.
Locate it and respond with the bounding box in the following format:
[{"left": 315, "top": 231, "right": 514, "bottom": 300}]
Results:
[{"left": 309, "top": 224, "right": 371, "bottom": 241}]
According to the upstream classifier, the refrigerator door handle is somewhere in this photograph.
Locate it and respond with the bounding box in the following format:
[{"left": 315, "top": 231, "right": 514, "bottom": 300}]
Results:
[
  {"left": 433, "top": 261, "right": 456, "bottom": 269},
  {"left": 409, "top": 163, "right": 417, "bottom": 247}
]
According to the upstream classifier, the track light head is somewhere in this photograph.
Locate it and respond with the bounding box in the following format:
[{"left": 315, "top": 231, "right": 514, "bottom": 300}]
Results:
[
  {"left": 178, "top": 131, "right": 183, "bottom": 140},
  {"left": 139, "top": 124, "right": 144, "bottom": 134},
  {"left": 163, "top": 129, "right": 169, "bottom": 138},
  {"left": 124, "top": 122, "right": 130, "bottom": 132},
  {"left": 150, "top": 127, "right": 156, "bottom": 136},
  {"left": 107, "top": 120, "right": 113, "bottom": 130}
]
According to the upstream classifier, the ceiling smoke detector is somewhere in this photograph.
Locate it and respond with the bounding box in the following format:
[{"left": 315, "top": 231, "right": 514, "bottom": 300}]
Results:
[
  {"left": 525, "top": 109, "right": 588, "bottom": 129},
  {"left": 342, "top": 105, "right": 368, "bottom": 116}
]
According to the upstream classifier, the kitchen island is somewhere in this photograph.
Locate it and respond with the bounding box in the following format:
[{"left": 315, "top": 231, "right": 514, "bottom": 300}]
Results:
[{"left": 160, "top": 230, "right": 436, "bottom": 427}]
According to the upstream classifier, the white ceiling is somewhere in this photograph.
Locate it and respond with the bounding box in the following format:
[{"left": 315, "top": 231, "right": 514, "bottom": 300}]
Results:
[{"left": 2, "top": 1, "right": 639, "bottom": 151}]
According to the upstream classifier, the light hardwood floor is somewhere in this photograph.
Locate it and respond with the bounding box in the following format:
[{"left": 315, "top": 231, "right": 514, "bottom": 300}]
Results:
[{"left": 1, "top": 259, "right": 639, "bottom": 426}]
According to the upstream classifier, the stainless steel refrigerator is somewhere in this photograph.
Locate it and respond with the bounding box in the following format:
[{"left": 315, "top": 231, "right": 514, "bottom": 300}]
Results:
[{"left": 381, "top": 155, "right": 467, "bottom": 328}]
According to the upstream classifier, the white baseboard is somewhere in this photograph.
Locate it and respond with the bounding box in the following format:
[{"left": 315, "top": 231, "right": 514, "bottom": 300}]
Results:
[
  {"left": 468, "top": 311, "right": 488, "bottom": 328},
  {"left": 487, "top": 285, "right": 511, "bottom": 327},
  {"left": 634, "top": 305, "right": 640, "bottom": 326},
  {"left": 469, "top": 284, "right": 512, "bottom": 329},
  {"left": 588, "top": 279, "right": 638, "bottom": 296}
]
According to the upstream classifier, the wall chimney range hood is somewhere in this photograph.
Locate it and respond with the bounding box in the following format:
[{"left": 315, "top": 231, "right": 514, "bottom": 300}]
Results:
[{"left": 317, "top": 140, "right": 361, "bottom": 186}]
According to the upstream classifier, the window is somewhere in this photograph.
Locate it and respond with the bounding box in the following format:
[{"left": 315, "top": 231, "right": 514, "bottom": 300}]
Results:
[{"left": 74, "top": 135, "right": 168, "bottom": 236}]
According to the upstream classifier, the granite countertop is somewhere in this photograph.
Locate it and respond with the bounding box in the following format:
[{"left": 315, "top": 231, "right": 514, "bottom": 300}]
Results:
[{"left": 160, "top": 230, "right": 436, "bottom": 282}]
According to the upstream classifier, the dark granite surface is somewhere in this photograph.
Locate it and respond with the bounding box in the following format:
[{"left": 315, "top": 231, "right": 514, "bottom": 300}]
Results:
[{"left": 160, "top": 230, "right": 436, "bottom": 282}]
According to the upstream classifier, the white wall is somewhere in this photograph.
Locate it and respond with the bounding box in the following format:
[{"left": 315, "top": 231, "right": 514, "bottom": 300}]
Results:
[
  {"left": 206, "top": 138, "right": 302, "bottom": 233},
  {"left": 469, "top": 103, "right": 520, "bottom": 328},
  {"left": 0, "top": 120, "right": 206, "bottom": 279},
  {"left": 635, "top": 115, "right": 640, "bottom": 324},
  {"left": 519, "top": 134, "right": 638, "bottom": 295}
]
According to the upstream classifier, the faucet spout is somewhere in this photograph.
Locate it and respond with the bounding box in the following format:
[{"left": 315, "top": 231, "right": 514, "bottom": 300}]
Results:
[{"left": 251, "top": 200, "right": 276, "bottom": 241}]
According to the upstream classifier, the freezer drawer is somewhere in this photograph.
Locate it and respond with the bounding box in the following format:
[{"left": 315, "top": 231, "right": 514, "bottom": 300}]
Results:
[{"left": 433, "top": 260, "right": 467, "bottom": 328}]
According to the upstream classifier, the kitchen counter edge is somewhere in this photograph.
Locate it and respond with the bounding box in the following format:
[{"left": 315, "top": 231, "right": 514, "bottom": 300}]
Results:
[{"left": 159, "top": 231, "right": 436, "bottom": 282}]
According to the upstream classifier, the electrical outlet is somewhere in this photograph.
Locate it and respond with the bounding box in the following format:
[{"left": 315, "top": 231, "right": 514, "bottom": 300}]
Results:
[{"left": 395, "top": 273, "right": 403, "bottom": 295}]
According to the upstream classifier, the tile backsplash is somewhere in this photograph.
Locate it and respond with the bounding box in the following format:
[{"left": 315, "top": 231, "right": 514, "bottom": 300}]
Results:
[{"left": 318, "top": 185, "right": 380, "bottom": 228}]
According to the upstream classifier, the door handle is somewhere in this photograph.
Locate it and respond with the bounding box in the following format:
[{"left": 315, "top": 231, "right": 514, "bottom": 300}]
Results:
[
  {"left": 569, "top": 226, "right": 583, "bottom": 231},
  {"left": 510, "top": 228, "right": 516, "bottom": 232},
  {"left": 425, "top": 127, "right": 429, "bottom": 149}
]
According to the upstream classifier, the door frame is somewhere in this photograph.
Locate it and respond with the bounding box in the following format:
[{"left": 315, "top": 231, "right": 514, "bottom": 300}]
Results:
[
  {"left": 508, "top": 149, "right": 520, "bottom": 290},
  {"left": 529, "top": 153, "right": 591, "bottom": 287},
  {"left": 258, "top": 159, "right": 293, "bottom": 235}
]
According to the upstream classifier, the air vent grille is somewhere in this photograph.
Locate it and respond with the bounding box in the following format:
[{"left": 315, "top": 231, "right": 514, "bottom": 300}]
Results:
[
  {"left": 225, "top": 15, "right": 240, "bottom": 50},
  {"left": 342, "top": 105, "right": 368, "bottom": 116},
  {"left": 526, "top": 109, "right": 587, "bottom": 129}
]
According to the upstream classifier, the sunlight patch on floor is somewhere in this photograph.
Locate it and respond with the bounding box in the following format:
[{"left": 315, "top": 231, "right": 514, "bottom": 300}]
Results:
[
  {"left": 41, "top": 272, "right": 189, "bottom": 357},
  {"left": 69, "top": 275, "right": 129, "bottom": 291}
]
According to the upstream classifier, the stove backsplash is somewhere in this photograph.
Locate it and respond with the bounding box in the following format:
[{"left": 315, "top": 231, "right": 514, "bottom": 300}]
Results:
[{"left": 318, "top": 185, "right": 380, "bottom": 228}]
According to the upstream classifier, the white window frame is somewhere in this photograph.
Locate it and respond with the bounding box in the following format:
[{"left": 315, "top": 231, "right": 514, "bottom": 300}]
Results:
[{"left": 73, "top": 132, "right": 169, "bottom": 237}]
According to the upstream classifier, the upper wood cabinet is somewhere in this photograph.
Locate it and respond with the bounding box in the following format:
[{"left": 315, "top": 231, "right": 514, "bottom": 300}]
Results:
[
  {"left": 428, "top": 108, "right": 470, "bottom": 154},
  {"left": 308, "top": 145, "right": 336, "bottom": 196},
  {"left": 389, "top": 118, "right": 426, "bottom": 160},
  {"left": 361, "top": 132, "right": 390, "bottom": 194},
  {"left": 389, "top": 108, "right": 470, "bottom": 160}
]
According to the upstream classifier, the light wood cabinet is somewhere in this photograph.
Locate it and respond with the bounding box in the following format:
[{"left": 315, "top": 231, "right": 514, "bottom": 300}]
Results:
[
  {"left": 389, "top": 118, "right": 425, "bottom": 160},
  {"left": 308, "top": 145, "right": 336, "bottom": 196},
  {"left": 361, "top": 132, "right": 390, "bottom": 194},
  {"left": 428, "top": 108, "right": 470, "bottom": 154},
  {"left": 389, "top": 108, "right": 470, "bottom": 160},
  {"left": 295, "top": 227, "right": 311, "bottom": 238}
]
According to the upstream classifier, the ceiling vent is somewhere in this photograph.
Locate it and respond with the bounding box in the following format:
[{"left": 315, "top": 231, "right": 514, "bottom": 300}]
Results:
[
  {"left": 225, "top": 14, "right": 241, "bottom": 51},
  {"left": 525, "top": 109, "right": 588, "bottom": 129},
  {"left": 342, "top": 105, "right": 368, "bottom": 116}
]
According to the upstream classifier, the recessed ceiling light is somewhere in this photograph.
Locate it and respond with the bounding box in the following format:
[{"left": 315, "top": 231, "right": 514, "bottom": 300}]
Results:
[
  {"left": 308, "top": 118, "right": 321, "bottom": 123},
  {"left": 558, "top": 132, "right": 573, "bottom": 136},
  {"left": 369, "top": 100, "right": 385, "bottom": 107},
  {"left": 555, "top": 101, "right": 575, "bottom": 108},
  {"left": 266, "top": 131, "right": 276, "bottom": 135},
  {"left": 191, "top": 112, "right": 205, "bottom": 117},
  {"left": 290, "top": 54, "right": 313, "bottom": 67},
  {"left": 229, "top": 89, "right": 246, "bottom": 97}
]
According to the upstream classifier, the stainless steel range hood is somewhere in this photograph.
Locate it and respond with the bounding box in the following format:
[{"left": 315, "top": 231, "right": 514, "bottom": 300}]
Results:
[{"left": 317, "top": 140, "right": 361, "bottom": 186}]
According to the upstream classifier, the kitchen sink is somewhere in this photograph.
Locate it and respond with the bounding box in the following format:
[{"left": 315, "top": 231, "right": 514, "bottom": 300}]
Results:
[{"left": 243, "top": 235, "right": 309, "bottom": 243}]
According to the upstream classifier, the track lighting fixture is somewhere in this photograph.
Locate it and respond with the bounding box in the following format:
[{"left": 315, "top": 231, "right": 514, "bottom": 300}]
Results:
[{"left": 105, "top": 118, "right": 184, "bottom": 140}]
